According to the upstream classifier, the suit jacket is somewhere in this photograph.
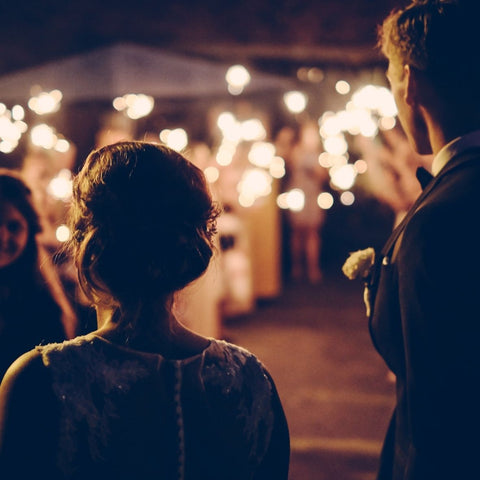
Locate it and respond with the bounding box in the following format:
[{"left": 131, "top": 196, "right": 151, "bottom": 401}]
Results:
[{"left": 369, "top": 147, "right": 480, "bottom": 480}]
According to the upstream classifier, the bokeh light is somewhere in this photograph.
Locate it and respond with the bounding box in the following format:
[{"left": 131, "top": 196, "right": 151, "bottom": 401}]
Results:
[
  {"left": 317, "top": 192, "right": 334, "bottom": 209},
  {"left": 277, "top": 188, "right": 305, "bottom": 212},
  {"left": 329, "top": 164, "right": 357, "bottom": 190},
  {"left": 335, "top": 80, "right": 351, "bottom": 95},
  {"left": 283, "top": 91, "right": 308, "bottom": 114},
  {"left": 28, "top": 89, "right": 63, "bottom": 115},
  {"left": 226, "top": 65, "right": 251, "bottom": 95},
  {"left": 204, "top": 166, "right": 220, "bottom": 183},
  {"left": 113, "top": 93, "right": 154, "bottom": 119},
  {"left": 55, "top": 225, "right": 71, "bottom": 242},
  {"left": 248, "top": 142, "right": 275, "bottom": 168},
  {"left": 47, "top": 169, "right": 73, "bottom": 201},
  {"left": 340, "top": 191, "right": 355, "bottom": 206},
  {"left": 30, "top": 124, "right": 57, "bottom": 149}
]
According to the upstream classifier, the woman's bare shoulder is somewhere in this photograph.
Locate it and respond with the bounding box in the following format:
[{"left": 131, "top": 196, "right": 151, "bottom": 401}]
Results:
[{"left": 0, "top": 348, "right": 49, "bottom": 400}]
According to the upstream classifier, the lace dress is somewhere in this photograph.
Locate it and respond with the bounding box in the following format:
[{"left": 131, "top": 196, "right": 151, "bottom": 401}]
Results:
[{"left": 0, "top": 334, "right": 289, "bottom": 479}]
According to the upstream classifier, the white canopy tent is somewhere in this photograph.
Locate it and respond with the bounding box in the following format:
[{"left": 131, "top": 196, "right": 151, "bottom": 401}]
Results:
[{"left": 0, "top": 43, "right": 293, "bottom": 103}]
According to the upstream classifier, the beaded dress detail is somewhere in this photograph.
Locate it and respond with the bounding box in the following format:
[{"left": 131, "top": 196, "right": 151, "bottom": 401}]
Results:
[{"left": 37, "top": 335, "right": 276, "bottom": 479}]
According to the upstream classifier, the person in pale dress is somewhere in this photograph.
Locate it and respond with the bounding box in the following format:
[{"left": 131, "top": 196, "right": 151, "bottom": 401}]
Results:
[{"left": 282, "top": 121, "right": 328, "bottom": 283}]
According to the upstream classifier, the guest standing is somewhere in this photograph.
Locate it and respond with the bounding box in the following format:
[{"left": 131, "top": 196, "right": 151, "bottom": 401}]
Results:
[
  {"left": 0, "top": 170, "right": 73, "bottom": 380},
  {"left": 0, "top": 142, "right": 289, "bottom": 479},
  {"left": 366, "top": 1, "right": 480, "bottom": 478},
  {"left": 283, "top": 121, "right": 328, "bottom": 283}
]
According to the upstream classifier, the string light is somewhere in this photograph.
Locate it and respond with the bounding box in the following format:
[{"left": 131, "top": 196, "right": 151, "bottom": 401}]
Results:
[{"left": 28, "top": 89, "right": 63, "bottom": 115}]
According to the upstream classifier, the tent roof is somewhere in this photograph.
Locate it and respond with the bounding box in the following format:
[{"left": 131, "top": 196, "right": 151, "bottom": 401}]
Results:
[{"left": 0, "top": 43, "right": 294, "bottom": 103}]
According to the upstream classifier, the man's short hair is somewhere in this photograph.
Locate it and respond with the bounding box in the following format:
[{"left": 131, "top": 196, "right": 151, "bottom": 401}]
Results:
[{"left": 379, "top": 1, "right": 480, "bottom": 98}]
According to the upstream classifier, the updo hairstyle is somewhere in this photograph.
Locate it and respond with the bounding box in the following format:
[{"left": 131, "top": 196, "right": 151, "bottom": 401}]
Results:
[{"left": 68, "top": 141, "right": 219, "bottom": 313}]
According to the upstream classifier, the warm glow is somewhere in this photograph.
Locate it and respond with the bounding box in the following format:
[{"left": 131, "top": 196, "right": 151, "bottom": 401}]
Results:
[
  {"left": 159, "top": 129, "right": 171, "bottom": 144},
  {"left": 226, "top": 65, "right": 251, "bottom": 95},
  {"left": 217, "top": 112, "right": 266, "bottom": 142},
  {"left": 329, "top": 164, "right": 357, "bottom": 190},
  {"left": 284, "top": 91, "right": 308, "bottom": 114},
  {"left": 376, "top": 87, "right": 398, "bottom": 117},
  {"left": 354, "top": 159, "right": 368, "bottom": 174},
  {"left": 11, "top": 105, "right": 24, "bottom": 121},
  {"left": 159, "top": 128, "right": 188, "bottom": 151},
  {"left": 277, "top": 188, "right": 305, "bottom": 212},
  {"left": 248, "top": 142, "right": 275, "bottom": 168},
  {"left": 15, "top": 121, "right": 28, "bottom": 133},
  {"left": 47, "top": 169, "right": 73, "bottom": 201},
  {"left": 340, "top": 191, "right": 355, "bottom": 206},
  {"left": 204, "top": 166, "right": 220, "bottom": 183},
  {"left": 0, "top": 140, "right": 16, "bottom": 154},
  {"left": 217, "top": 112, "right": 236, "bottom": 130},
  {"left": 359, "top": 117, "right": 378, "bottom": 138},
  {"left": 351, "top": 85, "right": 397, "bottom": 117},
  {"left": 318, "top": 152, "right": 334, "bottom": 168},
  {"left": 165, "top": 128, "right": 188, "bottom": 151},
  {"left": 320, "top": 107, "right": 379, "bottom": 138},
  {"left": 317, "top": 192, "right": 334, "bottom": 209},
  {"left": 113, "top": 97, "right": 127, "bottom": 111},
  {"left": 276, "top": 192, "right": 289, "bottom": 209},
  {"left": 269, "top": 156, "right": 286, "bottom": 179},
  {"left": 217, "top": 113, "right": 241, "bottom": 142},
  {"left": 0, "top": 111, "right": 23, "bottom": 153},
  {"left": 216, "top": 142, "right": 236, "bottom": 166},
  {"left": 28, "top": 89, "right": 62, "bottom": 115},
  {"left": 128, "top": 94, "right": 154, "bottom": 119},
  {"left": 379, "top": 116, "right": 396, "bottom": 130},
  {"left": 308, "top": 68, "right": 324, "bottom": 83},
  {"left": 238, "top": 192, "right": 256, "bottom": 207},
  {"left": 318, "top": 152, "right": 348, "bottom": 168},
  {"left": 240, "top": 119, "right": 266, "bottom": 141},
  {"left": 335, "top": 80, "right": 351, "bottom": 95},
  {"left": 55, "top": 225, "right": 71, "bottom": 242},
  {"left": 323, "top": 135, "right": 348, "bottom": 156},
  {"left": 113, "top": 93, "right": 154, "bottom": 119},
  {"left": 54, "top": 138, "right": 70, "bottom": 153},
  {"left": 237, "top": 168, "right": 272, "bottom": 201},
  {"left": 31, "top": 124, "right": 57, "bottom": 149},
  {"left": 319, "top": 114, "right": 342, "bottom": 138},
  {"left": 297, "top": 67, "right": 324, "bottom": 83}
]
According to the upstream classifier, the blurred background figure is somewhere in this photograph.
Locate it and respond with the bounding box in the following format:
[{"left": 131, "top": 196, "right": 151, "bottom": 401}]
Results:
[
  {"left": 177, "top": 141, "right": 225, "bottom": 338},
  {"left": 281, "top": 120, "right": 329, "bottom": 283},
  {"left": 0, "top": 169, "right": 76, "bottom": 379},
  {"left": 354, "top": 127, "right": 432, "bottom": 227}
]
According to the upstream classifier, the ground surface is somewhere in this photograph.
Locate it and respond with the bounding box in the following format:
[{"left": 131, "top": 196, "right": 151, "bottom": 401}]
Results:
[{"left": 224, "top": 275, "right": 395, "bottom": 480}]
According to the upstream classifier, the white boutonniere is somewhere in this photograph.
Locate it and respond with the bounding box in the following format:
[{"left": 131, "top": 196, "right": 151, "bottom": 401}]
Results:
[
  {"left": 342, "top": 247, "right": 376, "bottom": 317},
  {"left": 342, "top": 247, "right": 375, "bottom": 281}
]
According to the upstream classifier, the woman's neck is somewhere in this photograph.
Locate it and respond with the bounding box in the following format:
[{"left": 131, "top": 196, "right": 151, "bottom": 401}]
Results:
[{"left": 93, "top": 303, "right": 210, "bottom": 358}]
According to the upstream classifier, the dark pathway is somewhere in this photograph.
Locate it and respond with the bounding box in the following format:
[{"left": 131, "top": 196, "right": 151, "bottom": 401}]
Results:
[{"left": 224, "top": 275, "right": 395, "bottom": 480}]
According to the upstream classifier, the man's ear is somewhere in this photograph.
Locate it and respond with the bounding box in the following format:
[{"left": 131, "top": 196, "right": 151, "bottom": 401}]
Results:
[
  {"left": 404, "top": 64, "right": 417, "bottom": 106},
  {"left": 405, "top": 64, "right": 429, "bottom": 107}
]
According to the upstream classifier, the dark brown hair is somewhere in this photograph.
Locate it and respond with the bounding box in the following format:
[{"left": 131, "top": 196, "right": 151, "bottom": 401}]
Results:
[
  {"left": 0, "top": 169, "right": 76, "bottom": 337},
  {"left": 68, "top": 141, "right": 219, "bottom": 316},
  {"left": 0, "top": 169, "right": 42, "bottom": 274}
]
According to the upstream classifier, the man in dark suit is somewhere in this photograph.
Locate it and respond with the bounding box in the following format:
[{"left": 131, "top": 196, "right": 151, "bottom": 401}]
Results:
[{"left": 370, "top": 1, "right": 480, "bottom": 478}]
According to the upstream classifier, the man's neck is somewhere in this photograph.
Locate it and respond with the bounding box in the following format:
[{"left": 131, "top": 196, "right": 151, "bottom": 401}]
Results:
[{"left": 431, "top": 117, "right": 480, "bottom": 156}]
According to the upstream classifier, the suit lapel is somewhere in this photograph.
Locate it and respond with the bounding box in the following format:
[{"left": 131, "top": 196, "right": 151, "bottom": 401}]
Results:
[
  {"left": 381, "top": 147, "right": 480, "bottom": 260},
  {"left": 367, "top": 147, "right": 480, "bottom": 318}
]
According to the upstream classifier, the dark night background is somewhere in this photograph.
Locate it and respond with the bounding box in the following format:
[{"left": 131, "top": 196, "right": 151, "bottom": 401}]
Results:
[
  {"left": 0, "top": 1, "right": 404, "bottom": 74},
  {"left": 0, "top": 0, "right": 408, "bottom": 275}
]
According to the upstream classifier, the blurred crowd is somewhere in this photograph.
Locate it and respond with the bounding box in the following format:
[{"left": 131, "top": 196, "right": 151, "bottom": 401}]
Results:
[{"left": 0, "top": 108, "right": 431, "bottom": 381}]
